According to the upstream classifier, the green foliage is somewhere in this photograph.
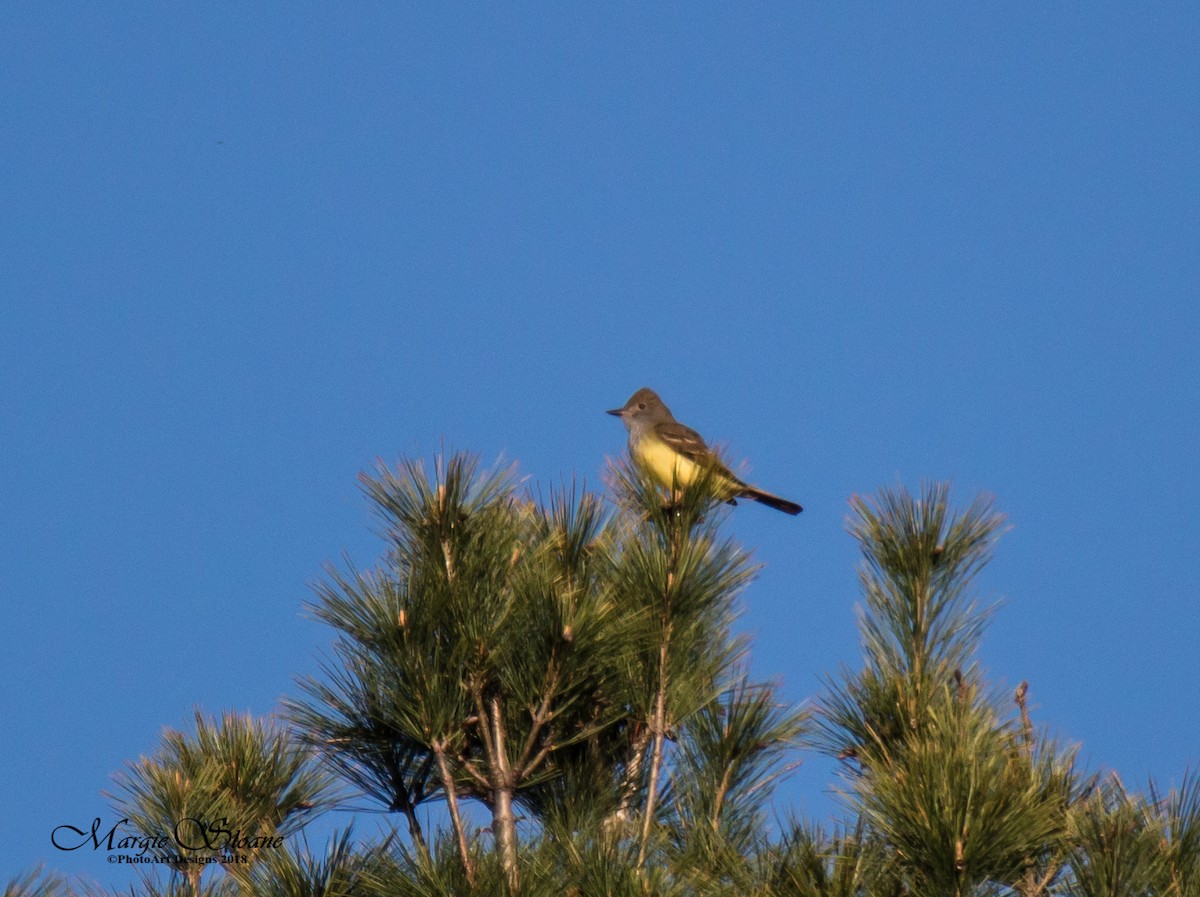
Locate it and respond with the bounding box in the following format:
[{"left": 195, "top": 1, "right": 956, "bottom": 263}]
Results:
[
  {"left": 108, "top": 710, "right": 333, "bottom": 892},
  {"left": 362, "top": 832, "right": 515, "bottom": 897},
  {"left": 82, "top": 874, "right": 239, "bottom": 897},
  {"left": 855, "top": 689, "right": 1076, "bottom": 896},
  {"left": 239, "top": 829, "right": 371, "bottom": 897},
  {"left": 1159, "top": 771, "right": 1200, "bottom": 897},
  {"left": 665, "top": 677, "right": 807, "bottom": 878},
  {"left": 813, "top": 484, "right": 1004, "bottom": 767},
  {"left": 60, "top": 463, "right": 1194, "bottom": 897},
  {"left": 764, "top": 822, "right": 901, "bottom": 897},
  {"left": 607, "top": 455, "right": 758, "bottom": 715},
  {"left": 1065, "top": 776, "right": 1170, "bottom": 897},
  {"left": 291, "top": 454, "right": 660, "bottom": 887},
  {"left": 3, "top": 867, "right": 67, "bottom": 897},
  {"left": 813, "top": 484, "right": 1082, "bottom": 897}
]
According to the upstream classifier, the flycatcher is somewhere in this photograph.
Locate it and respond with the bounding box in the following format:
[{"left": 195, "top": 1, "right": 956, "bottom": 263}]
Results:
[{"left": 607, "top": 387, "right": 803, "bottom": 515}]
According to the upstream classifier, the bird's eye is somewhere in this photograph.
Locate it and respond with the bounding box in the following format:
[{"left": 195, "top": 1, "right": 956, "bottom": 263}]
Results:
[{"left": 637, "top": 403, "right": 646, "bottom": 410}]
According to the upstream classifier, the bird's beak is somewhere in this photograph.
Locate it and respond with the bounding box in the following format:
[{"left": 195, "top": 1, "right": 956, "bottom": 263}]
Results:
[{"left": 606, "top": 407, "right": 625, "bottom": 417}]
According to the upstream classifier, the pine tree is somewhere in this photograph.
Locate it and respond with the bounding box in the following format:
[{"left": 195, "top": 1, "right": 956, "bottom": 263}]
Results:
[
  {"left": 288, "top": 451, "right": 803, "bottom": 895},
  {"left": 104, "top": 710, "right": 332, "bottom": 897},
  {"left": 812, "top": 484, "right": 1081, "bottom": 897},
  {"left": 3, "top": 867, "right": 67, "bottom": 897},
  {"left": 44, "top": 461, "right": 1198, "bottom": 897}
]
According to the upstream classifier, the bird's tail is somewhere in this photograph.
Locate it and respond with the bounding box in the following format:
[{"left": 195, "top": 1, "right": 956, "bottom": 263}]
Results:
[{"left": 740, "top": 486, "right": 803, "bottom": 515}]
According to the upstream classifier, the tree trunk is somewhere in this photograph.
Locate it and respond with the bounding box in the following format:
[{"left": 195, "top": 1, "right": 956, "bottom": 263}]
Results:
[
  {"left": 433, "top": 742, "right": 475, "bottom": 886},
  {"left": 636, "top": 638, "right": 670, "bottom": 871},
  {"left": 490, "top": 694, "right": 520, "bottom": 891},
  {"left": 493, "top": 782, "right": 519, "bottom": 891}
]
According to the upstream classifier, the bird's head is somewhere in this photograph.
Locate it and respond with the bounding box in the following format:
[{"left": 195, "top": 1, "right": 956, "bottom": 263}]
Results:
[{"left": 607, "top": 387, "right": 671, "bottom": 427}]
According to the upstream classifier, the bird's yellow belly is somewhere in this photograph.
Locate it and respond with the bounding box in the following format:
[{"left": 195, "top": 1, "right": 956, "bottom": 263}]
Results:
[{"left": 634, "top": 438, "right": 703, "bottom": 488}]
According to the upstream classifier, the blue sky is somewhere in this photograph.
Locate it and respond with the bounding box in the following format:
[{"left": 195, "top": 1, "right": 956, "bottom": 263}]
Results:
[{"left": 2, "top": 5, "right": 1197, "bottom": 889}]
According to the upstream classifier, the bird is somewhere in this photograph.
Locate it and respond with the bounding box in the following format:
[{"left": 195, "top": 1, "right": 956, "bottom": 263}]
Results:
[{"left": 607, "top": 387, "right": 802, "bottom": 515}]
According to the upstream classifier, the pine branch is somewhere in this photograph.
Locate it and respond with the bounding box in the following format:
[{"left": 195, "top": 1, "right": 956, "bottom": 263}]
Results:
[
  {"left": 637, "top": 634, "right": 672, "bottom": 873},
  {"left": 432, "top": 739, "right": 475, "bottom": 887},
  {"left": 489, "top": 694, "right": 520, "bottom": 891}
]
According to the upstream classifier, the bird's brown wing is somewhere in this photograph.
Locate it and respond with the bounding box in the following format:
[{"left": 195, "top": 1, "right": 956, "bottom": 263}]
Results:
[
  {"left": 652, "top": 420, "right": 711, "bottom": 460},
  {"left": 653, "top": 421, "right": 802, "bottom": 515},
  {"left": 653, "top": 420, "right": 743, "bottom": 481}
]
